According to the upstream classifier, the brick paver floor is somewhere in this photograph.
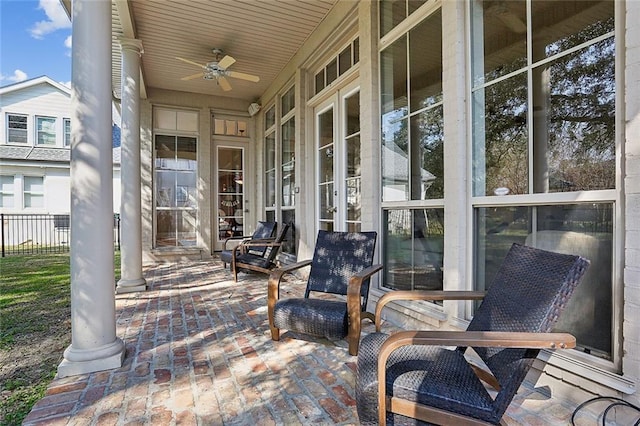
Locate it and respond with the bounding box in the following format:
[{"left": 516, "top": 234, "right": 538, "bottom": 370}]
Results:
[{"left": 23, "top": 258, "right": 603, "bottom": 425}]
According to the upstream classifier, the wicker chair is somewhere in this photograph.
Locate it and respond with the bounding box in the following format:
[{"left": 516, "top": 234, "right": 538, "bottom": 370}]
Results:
[
  {"left": 268, "top": 230, "right": 383, "bottom": 356},
  {"left": 220, "top": 221, "right": 276, "bottom": 268},
  {"left": 230, "top": 223, "right": 290, "bottom": 282},
  {"left": 356, "top": 243, "right": 590, "bottom": 425}
]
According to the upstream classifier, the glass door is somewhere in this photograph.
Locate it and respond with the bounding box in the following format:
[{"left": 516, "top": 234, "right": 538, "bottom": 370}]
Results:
[
  {"left": 216, "top": 146, "right": 245, "bottom": 248},
  {"left": 315, "top": 82, "right": 361, "bottom": 232}
]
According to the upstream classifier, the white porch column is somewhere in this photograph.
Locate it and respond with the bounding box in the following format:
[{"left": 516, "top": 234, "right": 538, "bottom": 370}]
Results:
[
  {"left": 58, "top": 0, "right": 125, "bottom": 378},
  {"left": 116, "top": 38, "right": 147, "bottom": 294}
]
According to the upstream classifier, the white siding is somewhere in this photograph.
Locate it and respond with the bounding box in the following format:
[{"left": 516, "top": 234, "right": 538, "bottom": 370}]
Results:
[{"left": 1, "top": 81, "right": 71, "bottom": 147}]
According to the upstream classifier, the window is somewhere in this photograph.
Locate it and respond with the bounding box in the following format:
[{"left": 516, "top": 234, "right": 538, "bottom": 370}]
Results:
[
  {"left": 23, "top": 176, "right": 44, "bottom": 208},
  {"left": 264, "top": 85, "right": 297, "bottom": 257},
  {"left": 154, "top": 135, "right": 197, "bottom": 247},
  {"left": 36, "top": 117, "right": 56, "bottom": 146},
  {"left": 380, "top": 0, "right": 428, "bottom": 37},
  {"left": 470, "top": 0, "right": 617, "bottom": 366},
  {"left": 380, "top": 6, "right": 443, "bottom": 291},
  {"left": 314, "top": 38, "right": 360, "bottom": 95},
  {"left": 213, "top": 118, "right": 248, "bottom": 136},
  {"left": 64, "top": 119, "right": 71, "bottom": 147},
  {"left": 0, "top": 176, "right": 15, "bottom": 208},
  {"left": 7, "top": 114, "right": 27, "bottom": 144}
]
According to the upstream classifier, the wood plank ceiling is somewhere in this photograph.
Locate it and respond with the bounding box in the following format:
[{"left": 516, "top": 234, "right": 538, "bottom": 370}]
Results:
[{"left": 111, "top": 0, "right": 338, "bottom": 102}]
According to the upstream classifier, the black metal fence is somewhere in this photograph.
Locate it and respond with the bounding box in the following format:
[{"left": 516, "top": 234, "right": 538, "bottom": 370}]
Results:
[{"left": 1, "top": 213, "right": 120, "bottom": 257}]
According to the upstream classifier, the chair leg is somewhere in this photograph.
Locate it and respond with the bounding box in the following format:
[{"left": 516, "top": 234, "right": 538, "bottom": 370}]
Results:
[
  {"left": 348, "top": 334, "right": 359, "bottom": 356},
  {"left": 270, "top": 325, "right": 280, "bottom": 341}
]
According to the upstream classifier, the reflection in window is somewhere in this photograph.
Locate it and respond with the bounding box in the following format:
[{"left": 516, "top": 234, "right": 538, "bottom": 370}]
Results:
[
  {"left": 36, "top": 117, "right": 56, "bottom": 145},
  {"left": 382, "top": 10, "right": 443, "bottom": 201},
  {"left": 475, "top": 203, "right": 613, "bottom": 360},
  {"left": 282, "top": 119, "right": 295, "bottom": 207},
  {"left": 471, "top": 0, "right": 615, "bottom": 196},
  {"left": 383, "top": 208, "right": 444, "bottom": 293},
  {"left": 0, "top": 176, "right": 14, "bottom": 208},
  {"left": 154, "top": 135, "right": 197, "bottom": 247}
]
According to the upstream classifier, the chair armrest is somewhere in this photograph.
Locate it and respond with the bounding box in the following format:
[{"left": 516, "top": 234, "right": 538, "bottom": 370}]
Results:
[
  {"left": 375, "top": 291, "right": 486, "bottom": 331},
  {"left": 347, "top": 264, "right": 384, "bottom": 311},
  {"left": 223, "top": 235, "right": 253, "bottom": 251},
  {"left": 267, "top": 259, "right": 313, "bottom": 298},
  {"left": 376, "top": 330, "right": 575, "bottom": 425}
]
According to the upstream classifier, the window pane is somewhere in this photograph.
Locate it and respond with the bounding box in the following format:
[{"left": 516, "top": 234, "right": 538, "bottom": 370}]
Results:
[
  {"left": 531, "top": 0, "right": 614, "bottom": 63},
  {"left": 37, "top": 117, "right": 56, "bottom": 145},
  {"left": 24, "top": 194, "right": 44, "bottom": 208},
  {"left": 381, "top": 36, "right": 409, "bottom": 201},
  {"left": 533, "top": 38, "right": 615, "bottom": 193},
  {"left": 353, "top": 38, "right": 359, "bottom": 64},
  {"left": 409, "top": 9, "right": 442, "bottom": 111},
  {"left": 472, "top": 72, "right": 528, "bottom": 196},
  {"left": 282, "top": 120, "right": 295, "bottom": 207},
  {"left": 339, "top": 45, "right": 352, "bottom": 75},
  {"left": 281, "top": 86, "right": 295, "bottom": 116},
  {"left": 315, "top": 70, "right": 325, "bottom": 94},
  {"left": 64, "top": 119, "right": 71, "bottom": 146},
  {"left": 470, "top": 0, "right": 527, "bottom": 87},
  {"left": 326, "top": 59, "right": 338, "bottom": 85},
  {"left": 156, "top": 171, "right": 177, "bottom": 207},
  {"left": 475, "top": 204, "right": 613, "bottom": 360},
  {"left": 24, "top": 176, "right": 44, "bottom": 193},
  {"left": 265, "top": 106, "right": 276, "bottom": 129},
  {"left": 384, "top": 208, "right": 444, "bottom": 292},
  {"left": 319, "top": 182, "right": 334, "bottom": 220},
  {"left": 345, "top": 92, "right": 360, "bottom": 136},
  {"left": 410, "top": 106, "right": 443, "bottom": 200},
  {"left": 282, "top": 210, "right": 296, "bottom": 255},
  {"left": 380, "top": 0, "right": 406, "bottom": 37},
  {"left": 8, "top": 115, "right": 27, "bottom": 144},
  {"left": 266, "top": 170, "right": 276, "bottom": 207},
  {"left": 346, "top": 177, "right": 361, "bottom": 222},
  {"left": 0, "top": 176, "right": 14, "bottom": 208}
]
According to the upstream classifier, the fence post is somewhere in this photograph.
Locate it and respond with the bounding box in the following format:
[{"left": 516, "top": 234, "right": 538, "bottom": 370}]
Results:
[{"left": 1, "top": 213, "right": 4, "bottom": 258}]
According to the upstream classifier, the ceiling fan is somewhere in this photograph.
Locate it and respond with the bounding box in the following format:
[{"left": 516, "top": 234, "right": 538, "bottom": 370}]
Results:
[{"left": 176, "top": 48, "right": 260, "bottom": 91}]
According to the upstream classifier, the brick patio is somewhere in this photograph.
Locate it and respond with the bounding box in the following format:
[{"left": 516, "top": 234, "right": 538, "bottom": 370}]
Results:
[{"left": 23, "top": 258, "right": 601, "bottom": 425}]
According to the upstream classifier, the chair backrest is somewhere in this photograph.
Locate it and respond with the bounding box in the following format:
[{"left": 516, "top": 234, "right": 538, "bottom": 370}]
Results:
[
  {"left": 305, "top": 231, "right": 377, "bottom": 308},
  {"left": 466, "top": 243, "right": 589, "bottom": 419},
  {"left": 247, "top": 221, "right": 277, "bottom": 256},
  {"left": 262, "top": 223, "right": 290, "bottom": 264}
]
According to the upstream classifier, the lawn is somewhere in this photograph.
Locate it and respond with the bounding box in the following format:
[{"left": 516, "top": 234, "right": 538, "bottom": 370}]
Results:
[{"left": 0, "top": 252, "right": 120, "bottom": 426}]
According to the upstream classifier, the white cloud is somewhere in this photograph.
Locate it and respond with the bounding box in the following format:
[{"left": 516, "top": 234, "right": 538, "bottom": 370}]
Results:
[
  {"left": 29, "top": 0, "right": 71, "bottom": 39},
  {"left": 0, "top": 70, "right": 29, "bottom": 83},
  {"left": 64, "top": 35, "right": 72, "bottom": 49}
]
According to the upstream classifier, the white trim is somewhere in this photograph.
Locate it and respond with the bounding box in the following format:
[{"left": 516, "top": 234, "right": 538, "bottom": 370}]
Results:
[{"left": 0, "top": 76, "right": 70, "bottom": 96}]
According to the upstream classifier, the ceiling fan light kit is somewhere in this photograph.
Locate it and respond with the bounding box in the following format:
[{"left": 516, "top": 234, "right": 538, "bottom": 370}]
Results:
[{"left": 176, "top": 48, "right": 260, "bottom": 91}]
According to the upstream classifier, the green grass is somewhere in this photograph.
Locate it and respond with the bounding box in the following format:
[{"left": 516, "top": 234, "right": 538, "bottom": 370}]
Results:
[{"left": 0, "top": 252, "right": 120, "bottom": 426}]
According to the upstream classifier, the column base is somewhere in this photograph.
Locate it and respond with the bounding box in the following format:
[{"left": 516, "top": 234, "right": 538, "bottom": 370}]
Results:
[
  {"left": 116, "top": 277, "right": 147, "bottom": 294},
  {"left": 57, "top": 338, "right": 125, "bottom": 378}
]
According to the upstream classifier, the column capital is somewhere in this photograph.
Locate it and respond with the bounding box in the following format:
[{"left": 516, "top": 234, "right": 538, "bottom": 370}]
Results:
[{"left": 119, "top": 37, "right": 144, "bottom": 55}]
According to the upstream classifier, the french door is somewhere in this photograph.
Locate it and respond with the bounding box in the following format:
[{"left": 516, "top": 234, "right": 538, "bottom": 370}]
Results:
[
  {"left": 214, "top": 145, "right": 246, "bottom": 249},
  {"left": 316, "top": 82, "right": 361, "bottom": 232}
]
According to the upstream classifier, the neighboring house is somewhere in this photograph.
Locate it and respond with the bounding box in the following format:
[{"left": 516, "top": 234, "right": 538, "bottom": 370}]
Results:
[
  {"left": 0, "top": 76, "right": 122, "bottom": 216},
  {"left": 60, "top": 0, "right": 639, "bottom": 412}
]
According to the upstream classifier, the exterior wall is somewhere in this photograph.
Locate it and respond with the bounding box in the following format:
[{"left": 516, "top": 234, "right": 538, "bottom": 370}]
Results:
[
  {"left": 140, "top": 88, "right": 251, "bottom": 263},
  {"left": 623, "top": 0, "right": 640, "bottom": 407},
  {"left": 0, "top": 163, "right": 122, "bottom": 214},
  {"left": 0, "top": 81, "right": 70, "bottom": 147}
]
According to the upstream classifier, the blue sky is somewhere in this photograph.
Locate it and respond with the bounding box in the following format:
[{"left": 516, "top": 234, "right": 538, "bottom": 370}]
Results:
[{"left": 0, "top": 0, "right": 71, "bottom": 88}]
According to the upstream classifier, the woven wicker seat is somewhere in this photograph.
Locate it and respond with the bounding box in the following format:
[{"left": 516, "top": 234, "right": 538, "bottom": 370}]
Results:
[
  {"left": 230, "top": 223, "right": 289, "bottom": 282},
  {"left": 220, "top": 221, "right": 276, "bottom": 268},
  {"left": 268, "top": 230, "right": 383, "bottom": 356},
  {"left": 356, "top": 243, "right": 590, "bottom": 425}
]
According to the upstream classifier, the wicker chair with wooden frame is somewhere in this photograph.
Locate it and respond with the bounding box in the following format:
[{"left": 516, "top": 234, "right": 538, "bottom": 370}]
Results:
[
  {"left": 230, "top": 223, "right": 290, "bottom": 282},
  {"left": 356, "top": 243, "right": 590, "bottom": 425},
  {"left": 268, "top": 230, "right": 383, "bottom": 356},
  {"left": 220, "top": 220, "right": 276, "bottom": 268}
]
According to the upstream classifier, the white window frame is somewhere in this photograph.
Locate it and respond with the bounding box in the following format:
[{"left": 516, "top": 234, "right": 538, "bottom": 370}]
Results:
[
  {"left": 0, "top": 175, "right": 15, "bottom": 209},
  {"left": 6, "top": 113, "right": 28, "bottom": 144},
  {"left": 64, "top": 118, "right": 71, "bottom": 147},
  {"left": 23, "top": 176, "right": 44, "bottom": 209},
  {"left": 36, "top": 116, "right": 57, "bottom": 146}
]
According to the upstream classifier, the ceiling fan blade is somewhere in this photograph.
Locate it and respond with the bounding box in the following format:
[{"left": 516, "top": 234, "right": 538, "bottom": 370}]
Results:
[
  {"left": 217, "top": 55, "right": 236, "bottom": 70},
  {"left": 226, "top": 70, "right": 260, "bottom": 83},
  {"left": 218, "top": 76, "right": 232, "bottom": 91},
  {"left": 181, "top": 72, "right": 205, "bottom": 81},
  {"left": 176, "top": 57, "right": 207, "bottom": 69}
]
